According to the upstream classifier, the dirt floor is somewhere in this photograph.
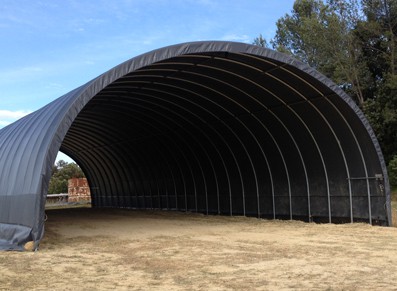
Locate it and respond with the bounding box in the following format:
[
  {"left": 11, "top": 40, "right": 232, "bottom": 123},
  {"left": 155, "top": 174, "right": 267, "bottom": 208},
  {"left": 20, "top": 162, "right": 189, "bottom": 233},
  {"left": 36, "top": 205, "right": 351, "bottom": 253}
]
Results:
[{"left": 2, "top": 207, "right": 397, "bottom": 290}]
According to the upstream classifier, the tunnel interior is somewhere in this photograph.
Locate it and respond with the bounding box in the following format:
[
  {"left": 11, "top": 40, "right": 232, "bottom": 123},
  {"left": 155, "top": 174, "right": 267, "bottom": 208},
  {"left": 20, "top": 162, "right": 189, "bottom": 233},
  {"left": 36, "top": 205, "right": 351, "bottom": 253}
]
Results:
[{"left": 59, "top": 51, "right": 387, "bottom": 224}]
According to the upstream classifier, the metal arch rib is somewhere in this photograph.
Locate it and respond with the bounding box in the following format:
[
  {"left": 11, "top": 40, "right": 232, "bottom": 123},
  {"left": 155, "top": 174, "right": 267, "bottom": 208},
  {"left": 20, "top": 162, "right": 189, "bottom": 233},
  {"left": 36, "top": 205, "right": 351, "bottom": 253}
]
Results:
[
  {"left": 276, "top": 65, "right": 378, "bottom": 223},
  {"left": 95, "top": 89, "right": 228, "bottom": 215},
  {"left": 155, "top": 63, "right": 306, "bottom": 220},
  {"left": 190, "top": 59, "right": 320, "bottom": 221},
  {"left": 129, "top": 81, "right": 261, "bottom": 217},
  {"left": 87, "top": 95, "right": 220, "bottom": 214},
  {"left": 111, "top": 94, "right": 238, "bottom": 215},
  {"left": 192, "top": 59, "right": 329, "bottom": 222},
  {"left": 269, "top": 66, "right": 365, "bottom": 223},
  {"left": 119, "top": 68, "right": 304, "bottom": 220}
]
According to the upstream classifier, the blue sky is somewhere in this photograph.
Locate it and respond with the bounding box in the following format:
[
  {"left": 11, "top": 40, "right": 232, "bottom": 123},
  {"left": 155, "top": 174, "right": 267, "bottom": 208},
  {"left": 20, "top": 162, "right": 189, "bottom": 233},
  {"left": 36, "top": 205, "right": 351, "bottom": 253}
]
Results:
[{"left": 0, "top": 0, "right": 295, "bottom": 162}]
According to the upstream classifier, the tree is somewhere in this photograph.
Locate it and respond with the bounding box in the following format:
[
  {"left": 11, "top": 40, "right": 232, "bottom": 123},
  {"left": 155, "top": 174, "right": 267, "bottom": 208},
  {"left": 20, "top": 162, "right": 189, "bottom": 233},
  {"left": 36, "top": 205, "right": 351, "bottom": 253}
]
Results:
[
  {"left": 48, "top": 160, "right": 85, "bottom": 194},
  {"left": 252, "top": 34, "right": 269, "bottom": 48},
  {"left": 358, "top": 0, "right": 397, "bottom": 162},
  {"left": 271, "top": 0, "right": 330, "bottom": 66},
  {"left": 269, "top": 0, "right": 368, "bottom": 105},
  {"left": 388, "top": 155, "right": 397, "bottom": 187},
  {"left": 255, "top": 0, "right": 397, "bottom": 166}
]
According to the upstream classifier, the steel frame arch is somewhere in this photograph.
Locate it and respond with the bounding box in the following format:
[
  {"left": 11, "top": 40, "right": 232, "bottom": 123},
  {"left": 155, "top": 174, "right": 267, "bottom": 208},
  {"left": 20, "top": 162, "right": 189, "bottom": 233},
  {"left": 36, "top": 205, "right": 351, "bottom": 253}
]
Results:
[{"left": 0, "top": 41, "right": 390, "bottom": 251}]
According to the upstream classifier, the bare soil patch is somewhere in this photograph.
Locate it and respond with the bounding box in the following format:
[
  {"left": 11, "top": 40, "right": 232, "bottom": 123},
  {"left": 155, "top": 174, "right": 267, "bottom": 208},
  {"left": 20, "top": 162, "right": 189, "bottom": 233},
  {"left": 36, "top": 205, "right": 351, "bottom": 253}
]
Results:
[{"left": 1, "top": 208, "right": 397, "bottom": 290}]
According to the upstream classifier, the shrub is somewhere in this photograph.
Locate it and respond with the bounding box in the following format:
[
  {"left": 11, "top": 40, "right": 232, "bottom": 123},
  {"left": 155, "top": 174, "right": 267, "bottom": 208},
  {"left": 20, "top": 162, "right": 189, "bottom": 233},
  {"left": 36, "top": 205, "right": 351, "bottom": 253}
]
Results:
[{"left": 388, "top": 155, "right": 397, "bottom": 188}]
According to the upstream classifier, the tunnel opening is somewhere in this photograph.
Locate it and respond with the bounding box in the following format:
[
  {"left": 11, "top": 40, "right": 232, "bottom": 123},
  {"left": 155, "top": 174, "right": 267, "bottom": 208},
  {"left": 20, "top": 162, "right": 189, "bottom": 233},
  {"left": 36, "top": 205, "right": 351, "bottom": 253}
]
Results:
[
  {"left": 58, "top": 50, "right": 388, "bottom": 225},
  {"left": 45, "top": 152, "right": 92, "bottom": 208}
]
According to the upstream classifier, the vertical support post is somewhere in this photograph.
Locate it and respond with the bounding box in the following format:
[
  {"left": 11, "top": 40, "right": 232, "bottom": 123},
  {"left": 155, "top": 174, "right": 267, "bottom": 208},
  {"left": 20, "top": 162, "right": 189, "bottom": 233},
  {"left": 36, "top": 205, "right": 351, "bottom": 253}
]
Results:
[
  {"left": 327, "top": 187, "right": 332, "bottom": 223},
  {"left": 366, "top": 177, "right": 372, "bottom": 225},
  {"left": 348, "top": 179, "right": 353, "bottom": 223}
]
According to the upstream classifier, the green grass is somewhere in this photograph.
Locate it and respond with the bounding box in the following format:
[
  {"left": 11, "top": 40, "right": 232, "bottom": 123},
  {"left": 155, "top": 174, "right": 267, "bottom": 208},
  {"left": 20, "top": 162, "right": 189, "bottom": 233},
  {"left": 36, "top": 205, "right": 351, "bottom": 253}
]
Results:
[
  {"left": 390, "top": 186, "right": 397, "bottom": 227},
  {"left": 392, "top": 187, "right": 397, "bottom": 212},
  {"left": 392, "top": 186, "right": 397, "bottom": 201}
]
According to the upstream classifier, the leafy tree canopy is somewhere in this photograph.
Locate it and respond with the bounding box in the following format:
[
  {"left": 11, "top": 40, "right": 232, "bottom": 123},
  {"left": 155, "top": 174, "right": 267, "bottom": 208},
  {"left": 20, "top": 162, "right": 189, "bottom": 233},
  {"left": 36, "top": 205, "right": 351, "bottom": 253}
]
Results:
[
  {"left": 255, "top": 0, "right": 397, "bottom": 185},
  {"left": 48, "top": 160, "right": 85, "bottom": 194}
]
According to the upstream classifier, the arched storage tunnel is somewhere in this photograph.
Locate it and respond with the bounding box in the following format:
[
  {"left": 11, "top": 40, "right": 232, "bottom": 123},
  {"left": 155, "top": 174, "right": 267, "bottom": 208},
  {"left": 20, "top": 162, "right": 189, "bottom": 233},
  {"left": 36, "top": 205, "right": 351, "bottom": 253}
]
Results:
[{"left": 0, "top": 41, "right": 391, "bottom": 251}]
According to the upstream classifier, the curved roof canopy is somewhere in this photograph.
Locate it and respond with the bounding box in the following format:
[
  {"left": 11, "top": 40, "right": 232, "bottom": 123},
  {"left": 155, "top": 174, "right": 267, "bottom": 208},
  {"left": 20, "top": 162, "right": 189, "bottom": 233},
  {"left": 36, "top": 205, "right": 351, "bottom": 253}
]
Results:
[{"left": 0, "top": 41, "right": 391, "bottom": 251}]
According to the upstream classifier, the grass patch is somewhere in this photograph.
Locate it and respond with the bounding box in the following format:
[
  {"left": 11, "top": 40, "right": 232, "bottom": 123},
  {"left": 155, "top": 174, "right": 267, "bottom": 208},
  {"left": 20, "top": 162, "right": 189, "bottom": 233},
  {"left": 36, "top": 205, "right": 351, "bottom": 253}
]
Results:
[
  {"left": 392, "top": 186, "right": 397, "bottom": 203},
  {"left": 391, "top": 187, "right": 397, "bottom": 227}
]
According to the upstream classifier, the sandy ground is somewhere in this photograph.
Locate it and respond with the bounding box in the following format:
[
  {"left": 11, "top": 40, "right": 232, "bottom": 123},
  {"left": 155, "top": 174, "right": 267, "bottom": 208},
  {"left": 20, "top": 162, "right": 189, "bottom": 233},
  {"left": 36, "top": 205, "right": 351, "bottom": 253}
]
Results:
[{"left": 1, "top": 207, "right": 397, "bottom": 290}]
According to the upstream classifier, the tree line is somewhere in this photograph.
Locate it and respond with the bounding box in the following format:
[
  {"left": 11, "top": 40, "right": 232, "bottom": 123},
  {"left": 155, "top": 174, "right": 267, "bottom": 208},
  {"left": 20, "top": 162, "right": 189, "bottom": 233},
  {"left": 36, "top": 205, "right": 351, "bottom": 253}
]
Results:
[
  {"left": 48, "top": 160, "right": 85, "bottom": 194},
  {"left": 254, "top": 0, "right": 396, "bottom": 187}
]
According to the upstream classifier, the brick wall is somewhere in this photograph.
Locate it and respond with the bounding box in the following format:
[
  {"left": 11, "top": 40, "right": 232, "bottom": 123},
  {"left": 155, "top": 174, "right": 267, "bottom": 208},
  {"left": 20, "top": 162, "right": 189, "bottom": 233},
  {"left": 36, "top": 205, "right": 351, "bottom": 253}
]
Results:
[{"left": 68, "top": 178, "right": 91, "bottom": 203}]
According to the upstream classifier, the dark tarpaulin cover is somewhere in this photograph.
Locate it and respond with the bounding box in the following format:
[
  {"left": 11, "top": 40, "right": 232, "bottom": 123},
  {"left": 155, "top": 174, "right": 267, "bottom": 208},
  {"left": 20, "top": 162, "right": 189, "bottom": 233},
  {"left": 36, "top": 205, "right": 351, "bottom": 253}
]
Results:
[{"left": 0, "top": 41, "right": 390, "bottom": 251}]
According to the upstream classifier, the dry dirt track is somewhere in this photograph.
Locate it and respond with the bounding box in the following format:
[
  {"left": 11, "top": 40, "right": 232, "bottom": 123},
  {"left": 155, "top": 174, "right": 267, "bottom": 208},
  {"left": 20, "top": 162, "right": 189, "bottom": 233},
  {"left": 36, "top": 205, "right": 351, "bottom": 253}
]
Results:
[{"left": 1, "top": 207, "right": 397, "bottom": 290}]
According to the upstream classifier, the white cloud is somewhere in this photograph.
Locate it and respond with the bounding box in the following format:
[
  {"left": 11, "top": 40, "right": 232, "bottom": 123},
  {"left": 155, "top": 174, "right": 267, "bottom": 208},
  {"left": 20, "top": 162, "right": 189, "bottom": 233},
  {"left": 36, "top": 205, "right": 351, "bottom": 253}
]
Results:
[
  {"left": 0, "top": 110, "right": 32, "bottom": 129},
  {"left": 0, "top": 120, "right": 11, "bottom": 127},
  {"left": 220, "top": 34, "right": 251, "bottom": 43},
  {"left": 0, "top": 109, "right": 31, "bottom": 119}
]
